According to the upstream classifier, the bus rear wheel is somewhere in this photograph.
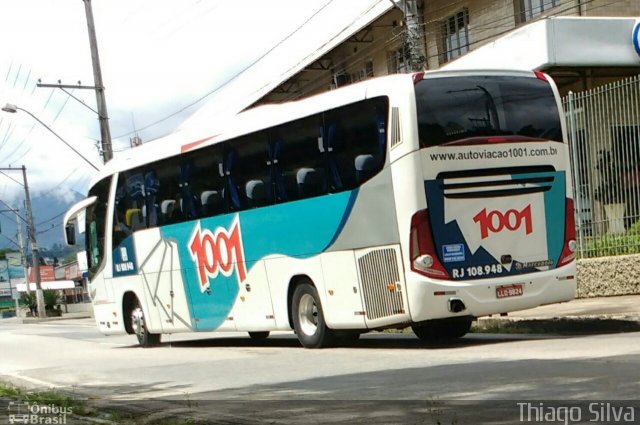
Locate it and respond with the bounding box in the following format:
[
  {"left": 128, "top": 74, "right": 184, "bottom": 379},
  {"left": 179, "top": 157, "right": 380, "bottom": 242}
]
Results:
[
  {"left": 292, "top": 282, "right": 334, "bottom": 348},
  {"left": 411, "top": 316, "right": 473, "bottom": 342},
  {"left": 131, "top": 302, "right": 161, "bottom": 348}
]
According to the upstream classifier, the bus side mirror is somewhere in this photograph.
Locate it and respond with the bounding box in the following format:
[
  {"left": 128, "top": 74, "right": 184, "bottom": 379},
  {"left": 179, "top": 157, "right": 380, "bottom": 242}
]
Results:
[{"left": 65, "top": 223, "right": 76, "bottom": 246}]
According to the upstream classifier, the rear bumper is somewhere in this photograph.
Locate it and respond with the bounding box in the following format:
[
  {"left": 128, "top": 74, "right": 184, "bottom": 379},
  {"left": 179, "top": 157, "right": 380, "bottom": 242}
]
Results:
[{"left": 406, "top": 262, "right": 577, "bottom": 322}]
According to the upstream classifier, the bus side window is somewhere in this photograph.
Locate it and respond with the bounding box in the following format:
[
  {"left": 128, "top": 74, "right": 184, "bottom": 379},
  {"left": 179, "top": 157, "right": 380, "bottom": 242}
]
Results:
[
  {"left": 275, "top": 114, "right": 325, "bottom": 201},
  {"left": 220, "top": 149, "right": 242, "bottom": 212},
  {"left": 124, "top": 172, "right": 146, "bottom": 231},
  {"left": 267, "top": 140, "right": 288, "bottom": 204},
  {"left": 234, "top": 131, "right": 270, "bottom": 210},
  {"left": 144, "top": 170, "right": 160, "bottom": 228},
  {"left": 182, "top": 145, "right": 225, "bottom": 219},
  {"left": 153, "top": 158, "right": 181, "bottom": 225},
  {"left": 323, "top": 97, "right": 388, "bottom": 190},
  {"left": 178, "top": 161, "right": 201, "bottom": 220}
]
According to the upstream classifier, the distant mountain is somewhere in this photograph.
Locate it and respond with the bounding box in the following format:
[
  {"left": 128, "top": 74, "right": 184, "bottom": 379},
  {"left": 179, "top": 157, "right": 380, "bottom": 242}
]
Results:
[{"left": 0, "top": 187, "right": 85, "bottom": 251}]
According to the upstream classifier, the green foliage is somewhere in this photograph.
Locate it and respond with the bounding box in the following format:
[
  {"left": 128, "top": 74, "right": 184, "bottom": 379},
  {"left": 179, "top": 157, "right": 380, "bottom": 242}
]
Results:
[
  {"left": 43, "top": 289, "right": 60, "bottom": 310},
  {"left": 626, "top": 219, "right": 640, "bottom": 235},
  {"left": 20, "top": 291, "right": 37, "bottom": 309},
  {"left": 578, "top": 231, "right": 640, "bottom": 258}
]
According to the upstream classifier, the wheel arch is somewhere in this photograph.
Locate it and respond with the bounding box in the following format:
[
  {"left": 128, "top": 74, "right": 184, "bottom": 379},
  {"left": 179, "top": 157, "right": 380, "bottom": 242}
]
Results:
[
  {"left": 122, "top": 290, "right": 140, "bottom": 334},
  {"left": 287, "top": 274, "right": 315, "bottom": 329}
]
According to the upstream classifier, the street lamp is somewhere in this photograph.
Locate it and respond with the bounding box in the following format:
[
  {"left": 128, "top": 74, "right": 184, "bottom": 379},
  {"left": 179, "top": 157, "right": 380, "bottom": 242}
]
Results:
[{"left": 1, "top": 103, "right": 100, "bottom": 171}]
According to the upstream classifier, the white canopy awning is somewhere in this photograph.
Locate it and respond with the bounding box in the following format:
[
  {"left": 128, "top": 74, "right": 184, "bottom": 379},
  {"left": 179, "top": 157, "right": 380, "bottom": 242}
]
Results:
[
  {"left": 442, "top": 17, "right": 640, "bottom": 72},
  {"left": 17, "top": 280, "right": 77, "bottom": 292}
]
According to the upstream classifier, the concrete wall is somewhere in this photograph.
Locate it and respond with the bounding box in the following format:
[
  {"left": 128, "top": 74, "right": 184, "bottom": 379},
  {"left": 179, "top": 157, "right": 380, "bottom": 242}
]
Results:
[{"left": 577, "top": 254, "right": 640, "bottom": 297}]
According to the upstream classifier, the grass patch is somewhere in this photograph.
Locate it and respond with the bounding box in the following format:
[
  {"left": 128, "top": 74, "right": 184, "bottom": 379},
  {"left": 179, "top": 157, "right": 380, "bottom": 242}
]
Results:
[{"left": 0, "top": 382, "right": 88, "bottom": 416}]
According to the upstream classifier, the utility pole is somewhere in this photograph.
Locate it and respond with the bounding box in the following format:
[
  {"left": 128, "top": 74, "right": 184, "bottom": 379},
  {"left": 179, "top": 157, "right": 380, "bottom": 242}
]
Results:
[
  {"left": 21, "top": 166, "right": 45, "bottom": 318},
  {"left": 83, "top": 0, "right": 113, "bottom": 163},
  {"left": 395, "top": 0, "right": 426, "bottom": 72},
  {"left": 15, "top": 210, "right": 30, "bottom": 296}
]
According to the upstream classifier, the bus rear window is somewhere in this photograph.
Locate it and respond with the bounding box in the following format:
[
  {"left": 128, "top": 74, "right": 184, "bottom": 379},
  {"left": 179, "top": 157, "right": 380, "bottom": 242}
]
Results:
[{"left": 415, "top": 75, "right": 563, "bottom": 147}]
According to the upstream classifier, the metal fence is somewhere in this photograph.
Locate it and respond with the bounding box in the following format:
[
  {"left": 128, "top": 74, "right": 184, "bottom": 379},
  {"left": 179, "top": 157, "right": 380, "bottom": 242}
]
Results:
[{"left": 563, "top": 74, "right": 640, "bottom": 258}]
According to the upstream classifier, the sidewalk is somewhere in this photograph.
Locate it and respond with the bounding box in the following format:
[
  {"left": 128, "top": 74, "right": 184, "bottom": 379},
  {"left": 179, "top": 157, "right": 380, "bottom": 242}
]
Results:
[
  {"left": 475, "top": 294, "right": 640, "bottom": 334},
  {"left": 7, "top": 311, "right": 93, "bottom": 324}
]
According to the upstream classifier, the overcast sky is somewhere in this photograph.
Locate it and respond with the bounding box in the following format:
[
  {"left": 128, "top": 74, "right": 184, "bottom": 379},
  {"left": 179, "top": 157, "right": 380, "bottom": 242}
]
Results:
[{"left": 0, "top": 0, "right": 386, "bottom": 213}]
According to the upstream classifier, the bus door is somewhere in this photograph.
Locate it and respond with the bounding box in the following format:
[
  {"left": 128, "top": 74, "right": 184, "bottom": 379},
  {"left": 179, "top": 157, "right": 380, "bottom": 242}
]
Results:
[{"left": 133, "top": 229, "right": 192, "bottom": 332}]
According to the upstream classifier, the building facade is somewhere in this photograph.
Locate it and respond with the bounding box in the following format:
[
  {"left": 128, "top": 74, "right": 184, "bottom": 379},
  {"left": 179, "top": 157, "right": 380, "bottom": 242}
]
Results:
[{"left": 258, "top": 0, "right": 640, "bottom": 104}]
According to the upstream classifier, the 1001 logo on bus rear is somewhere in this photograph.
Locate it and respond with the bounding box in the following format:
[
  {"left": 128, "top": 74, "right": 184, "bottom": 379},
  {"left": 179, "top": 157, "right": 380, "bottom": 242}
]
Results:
[{"left": 473, "top": 205, "right": 533, "bottom": 239}]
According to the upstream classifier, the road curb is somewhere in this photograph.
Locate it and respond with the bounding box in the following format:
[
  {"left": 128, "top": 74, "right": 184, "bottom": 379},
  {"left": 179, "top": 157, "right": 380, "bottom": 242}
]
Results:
[
  {"left": 19, "top": 314, "right": 93, "bottom": 324},
  {"left": 474, "top": 315, "right": 640, "bottom": 334}
]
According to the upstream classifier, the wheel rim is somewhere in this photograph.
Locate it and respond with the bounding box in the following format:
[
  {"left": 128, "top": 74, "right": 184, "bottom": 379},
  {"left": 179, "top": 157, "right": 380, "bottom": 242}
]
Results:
[
  {"left": 298, "top": 293, "right": 319, "bottom": 336},
  {"left": 131, "top": 307, "right": 145, "bottom": 337}
]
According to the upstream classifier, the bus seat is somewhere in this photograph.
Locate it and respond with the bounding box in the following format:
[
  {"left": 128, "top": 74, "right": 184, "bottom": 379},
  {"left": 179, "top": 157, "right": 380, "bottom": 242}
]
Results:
[
  {"left": 125, "top": 208, "right": 142, "bottom": 230},
  {"left": 297, "top": 167, "right": 322, "bottom": 198},
  {"left": 201, "top": 190, "right": 222, "bottom": 216},
  {"left": 354, "top": 154, "right": 376, "bottom": 183},
  {"left": 160, "top": 200, "right": 175, "bottom": 223},
  {"left": 246, "top": 179, "right": 266, "bottom": 207}
]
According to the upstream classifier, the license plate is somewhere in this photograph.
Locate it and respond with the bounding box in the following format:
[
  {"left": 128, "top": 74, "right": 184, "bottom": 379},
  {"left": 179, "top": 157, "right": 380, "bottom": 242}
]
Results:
[{"left": 496, "top": 284, "right": 524, "bottom": 299}]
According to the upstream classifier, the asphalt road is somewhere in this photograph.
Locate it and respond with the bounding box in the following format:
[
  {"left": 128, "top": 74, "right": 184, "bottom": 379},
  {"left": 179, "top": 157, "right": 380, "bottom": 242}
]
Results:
[{"left": 0, "top": 318, "right": 638, "bottom": 424}]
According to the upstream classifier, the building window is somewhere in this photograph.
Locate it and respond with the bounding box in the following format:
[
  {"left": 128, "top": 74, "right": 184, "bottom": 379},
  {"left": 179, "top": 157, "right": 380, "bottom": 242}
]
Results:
[
  {"left": 349, "top": 60, "right": 375, "bottom": 83},
  {"left": 388, "top": 45, "right": 410, "bottom": 74},
  {"left": 517, "top": 0, "right": 557, "bottom": 23},
  {"left": 365, "top": 60, "right": 374, "bottom": 78},
  {"left": 440, "top": 9, "right": 469, "bottom": 64}
]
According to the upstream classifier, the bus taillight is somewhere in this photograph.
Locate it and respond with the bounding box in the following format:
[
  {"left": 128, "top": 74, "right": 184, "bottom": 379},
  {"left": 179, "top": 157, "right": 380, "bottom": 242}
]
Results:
[
  {"left": 534, "top": 71, "right": 549, "bottom": 82},
  {"left": 410, "top": 209, "right": 450, "bottom": 279},
  {"left": 557, "top": 198, "right": 577, "bottom": 267}
]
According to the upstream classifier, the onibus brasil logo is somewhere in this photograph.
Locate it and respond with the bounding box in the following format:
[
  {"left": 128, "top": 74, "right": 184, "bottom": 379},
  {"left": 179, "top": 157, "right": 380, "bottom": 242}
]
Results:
[
  {"left": 188, "top": 215, "right": 247, "bottom": 292},
  {"left": 7, "top": 401, "right": 72, "bottom": 424}
]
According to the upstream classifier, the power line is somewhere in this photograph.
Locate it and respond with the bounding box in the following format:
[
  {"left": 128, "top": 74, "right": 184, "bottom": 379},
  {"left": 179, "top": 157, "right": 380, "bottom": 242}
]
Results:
[
  {"left": 0, "top": 170, "right": 24, "bottom": 187},
  {"left": 112, "top": 0, "right": 338, "bottom": 141}
]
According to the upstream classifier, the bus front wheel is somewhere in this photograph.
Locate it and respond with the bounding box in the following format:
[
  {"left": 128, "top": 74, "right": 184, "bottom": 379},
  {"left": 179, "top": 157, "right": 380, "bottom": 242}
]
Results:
[
  {"left": 411, "top": 316, "right": 473, "bottom": 342},
  {"left": 292, "top": 282, "right": 334, "bottom": 348},
  {"left": 131, "top": 303, "right": 161, "bottom": 348}
]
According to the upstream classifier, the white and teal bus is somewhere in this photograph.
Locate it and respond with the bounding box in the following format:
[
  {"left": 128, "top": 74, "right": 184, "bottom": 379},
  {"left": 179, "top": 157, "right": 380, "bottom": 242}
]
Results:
[{"left": 64, "top": 70, "right": 576, "bottom": 348}]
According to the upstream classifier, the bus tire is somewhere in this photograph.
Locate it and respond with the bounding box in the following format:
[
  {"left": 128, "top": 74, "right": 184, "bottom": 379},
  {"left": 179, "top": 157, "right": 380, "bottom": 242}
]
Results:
[
  {"left": 292, "top": 282, "right": 334, "bottom": 348},
  {"left": 411, "top": 316, "right": 473, "bottom": 342},
  {"left": 248, "top": 331, "right": 270, "bottom": 340},
  {"left": 131, "top": 302, "right": 161, "bottom": 348}
]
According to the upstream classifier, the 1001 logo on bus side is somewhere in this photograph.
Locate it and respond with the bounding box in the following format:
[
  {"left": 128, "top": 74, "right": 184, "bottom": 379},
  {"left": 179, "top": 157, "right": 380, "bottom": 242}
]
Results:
[
  {"left": 188, "top": 216, "right": 247, "bottom": 292},
  {"left": 473, "top": 205, "right": 533, "bottom": 239}
]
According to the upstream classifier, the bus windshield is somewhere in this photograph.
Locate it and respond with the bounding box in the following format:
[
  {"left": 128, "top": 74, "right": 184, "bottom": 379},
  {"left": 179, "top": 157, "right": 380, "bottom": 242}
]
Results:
[{"left": 415, "top": 75, "right": 563, "bottom": 147}]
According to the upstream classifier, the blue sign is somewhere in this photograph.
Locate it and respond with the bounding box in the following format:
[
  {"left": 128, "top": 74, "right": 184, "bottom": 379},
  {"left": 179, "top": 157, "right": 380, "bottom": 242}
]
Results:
[
  {"left": 442, "top": 244, "right": 465, "bottom": 263},
  {"left": 633, "top": 21, "right": 640, "bottom": 58}
]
